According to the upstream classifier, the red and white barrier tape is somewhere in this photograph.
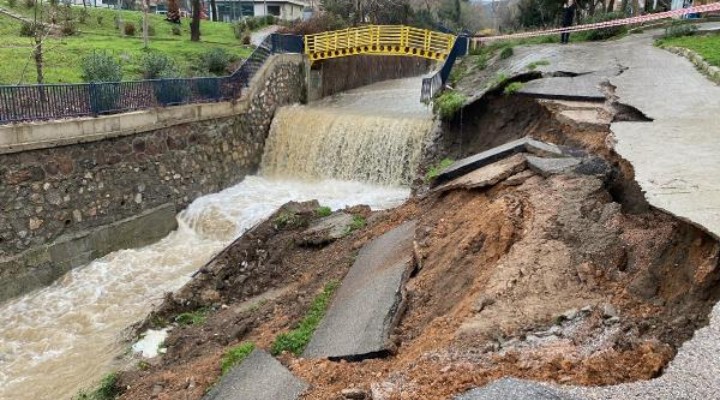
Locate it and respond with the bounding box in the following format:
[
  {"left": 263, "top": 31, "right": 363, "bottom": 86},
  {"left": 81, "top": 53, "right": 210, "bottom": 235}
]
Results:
[{"left": 479, "top": 2, "right": 720, "bottom": 41}]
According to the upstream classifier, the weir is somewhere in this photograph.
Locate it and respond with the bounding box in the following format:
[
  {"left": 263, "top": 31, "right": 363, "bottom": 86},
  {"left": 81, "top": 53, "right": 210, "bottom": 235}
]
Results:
[{"left": 0, "top": 76, "right": 433, "bottom": 400}]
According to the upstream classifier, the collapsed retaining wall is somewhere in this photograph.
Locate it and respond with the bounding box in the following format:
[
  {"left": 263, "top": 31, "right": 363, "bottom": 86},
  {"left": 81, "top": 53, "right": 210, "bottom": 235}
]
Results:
[
  {"left": 0, "top": 54, "right": 305, "bottom": 302},
  {"left": 306, "top": 55, "right": 433, "bottom": 101}
]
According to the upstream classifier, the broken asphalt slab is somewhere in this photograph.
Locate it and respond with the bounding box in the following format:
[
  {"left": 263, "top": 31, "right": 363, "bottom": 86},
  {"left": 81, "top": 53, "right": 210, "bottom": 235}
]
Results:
[
  {"left": 435, "top": 137, "right": 563, "bottom": 185},
  {"left": 527, "top": 155, "right": 581, "bottom": 177},
  {"left": 298, "top": 212, "right": 354, "bottom": 246},
  {"left": 303, "top": 221, "right": 417, "bottom": 360},
  {"left": 434, "top": 154, "right": 527, "bottom": 193},
  {"left": 203, "top": 349, "right": 308, "bottom": 400},
  {"left": 455, "top": 378, "right": 583, "bottom": 400}
]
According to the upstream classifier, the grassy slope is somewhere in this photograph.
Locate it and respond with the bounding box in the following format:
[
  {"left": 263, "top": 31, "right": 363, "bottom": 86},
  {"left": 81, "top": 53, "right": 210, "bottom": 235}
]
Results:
[
  {"left": 0, "top": 2, "right": 253, "bottom": 84},
  {"left": 660, "top": 33, "right": 720, "bottom": 67}
]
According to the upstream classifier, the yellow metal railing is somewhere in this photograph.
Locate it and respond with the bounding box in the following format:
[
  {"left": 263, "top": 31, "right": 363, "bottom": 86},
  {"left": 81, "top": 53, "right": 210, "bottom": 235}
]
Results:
[{"left": 304, "top": 25, "right": 456, "bottom": 62}]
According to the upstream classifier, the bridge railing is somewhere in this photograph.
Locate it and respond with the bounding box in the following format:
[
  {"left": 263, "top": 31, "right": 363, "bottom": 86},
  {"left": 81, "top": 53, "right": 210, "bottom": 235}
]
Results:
[
  {"left": 304, "top": 25, "right": 455, "bottom": 62},
  {"left": 0, "top": 34, "right": 303, "bottom": 124},
  {"left": 421, "top": 35, "right": 468, "bottom": 103}
]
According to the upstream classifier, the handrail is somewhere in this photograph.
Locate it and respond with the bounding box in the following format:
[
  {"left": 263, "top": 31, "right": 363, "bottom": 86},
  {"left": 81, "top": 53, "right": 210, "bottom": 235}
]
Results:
[
  {"left": 304, "top": 25, "right": 456, "bottom": 62},
  {"left": 0, "top": 34, "right": 303, "bottom": 124},
  {"left": 420, "top": 36, "right": 468, "bottom": 102}
]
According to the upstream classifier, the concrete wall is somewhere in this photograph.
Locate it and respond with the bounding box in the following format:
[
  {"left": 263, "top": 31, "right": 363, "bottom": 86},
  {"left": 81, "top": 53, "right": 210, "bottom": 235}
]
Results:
[
  {"left": 0, "top": 54, "right": 305, "bottom": 302},
  {"left": 306, "top": 55, "right": 434, "bottom": 102}
]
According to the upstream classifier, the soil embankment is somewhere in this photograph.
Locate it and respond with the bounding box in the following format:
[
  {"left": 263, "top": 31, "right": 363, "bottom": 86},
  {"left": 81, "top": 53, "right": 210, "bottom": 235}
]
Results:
[{"left": 114, "top": 70, "right": 720, "bottom": 399}]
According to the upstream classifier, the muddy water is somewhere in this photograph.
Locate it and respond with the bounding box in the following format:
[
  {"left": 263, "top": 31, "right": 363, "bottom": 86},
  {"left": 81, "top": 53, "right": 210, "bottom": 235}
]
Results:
[
  {"left": 0, "top": 76, "right": 431, "bottom": 400},
  {"left": 0, "top": 177, "right": 408, "bottom": 400},
  {"left": 261, "top": 77, "right": 433, "bottom": 185}
]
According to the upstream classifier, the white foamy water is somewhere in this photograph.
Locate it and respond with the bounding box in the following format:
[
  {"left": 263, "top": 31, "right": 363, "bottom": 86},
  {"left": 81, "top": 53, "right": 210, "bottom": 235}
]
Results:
[{"left": 0, "top": 176, "right": 409, "bottom": 400}]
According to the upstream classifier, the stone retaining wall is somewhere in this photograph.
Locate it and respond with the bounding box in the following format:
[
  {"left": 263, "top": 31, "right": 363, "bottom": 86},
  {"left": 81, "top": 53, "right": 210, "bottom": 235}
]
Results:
[{"left": 0, "top": 55, "right": 305, "bottom": 302}]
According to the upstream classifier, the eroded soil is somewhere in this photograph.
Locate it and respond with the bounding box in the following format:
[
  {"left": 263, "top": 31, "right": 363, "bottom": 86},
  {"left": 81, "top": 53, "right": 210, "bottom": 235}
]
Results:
[{"left": 116, "top": 98, "right": 720, "bottom": 400}]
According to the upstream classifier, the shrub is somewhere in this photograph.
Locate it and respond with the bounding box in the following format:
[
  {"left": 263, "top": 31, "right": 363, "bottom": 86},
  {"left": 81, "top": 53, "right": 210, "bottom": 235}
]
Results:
[
  {"left": 19, "top": 21, "right": 43, "bottom": 37},
  {"left": 245, "top": 17, "right": 259, "bottom": 31},
  {"left": 503, "top": 81, "right": 524, "bottom": 95},
  {"left": 474, "top": 53, "right": 489, "bottom": 70},
  {"left": 153, "top": 78, "right": 190, "bottom": 106},
  {"left": 8, "top": 0, "right": 17, "bottom": 7},
  {"left": 271, "top": 281, "right": 339, "bottom": 356},
  {"left": 263, "top": 15, "right": 275, "bottom": 25},
  {"left": 664, "top": 22, "right": 697, "bottom": 39},
  {"left": 575, "top": 12, "right": 627, "bottom": 41},
  {"left": 141, "top": 53, "right": 177, "bottom": 79},
  {"left": 499, "top": 46, "right": 514, "bottom": 60},
  {"left": 147, "top": 24, "right": 156, "bottom": 36},
  {"left": 425, "top": 158, "right": 454, "bottom": 182},
  {"left": 23, "top": 0, "right": 35, "bottom": 8},
  {"left": 233, "top": 20, "right": 247, "bottom": 38},
  {"left": 171, "top": 25, "right": 181, "bottom": 36},
  {"left": 124, "top": 21, "right": 136, "bottom": 36},
  {"left": 434, "top": 91, "right": 466, "bottom": 120},
  {"left": 201, "top": 48, "right": 231, "bottom": 75},
  {"left": 220, "top": 343, "right": 255, "bottom": 375},
  {"left": 79, "top": 8, "right": 89, "bottom": 24},
  {"left": 278, "top": 13, "right": 347, "bottom": 35},
  {"left": 61, "top": 21, "right": 78, "bottom": 36},
  {"left": 196, "top": 78, "right": 222, "bottom": 100},
  {"left": 81, "top": 52, "right": 123, "bottom": 83},
  {"left": 242, "top": 33, "right": 251, "bottom": 45},
  {"left": 96, "top": 15, "right": 104, "bottom": 25}
]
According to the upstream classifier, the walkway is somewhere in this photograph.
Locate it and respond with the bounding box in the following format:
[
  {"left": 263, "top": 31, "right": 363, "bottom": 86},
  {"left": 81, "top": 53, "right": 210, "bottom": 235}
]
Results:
[{"left": 461, "top": 28, "right": 720, "bottom": 399}]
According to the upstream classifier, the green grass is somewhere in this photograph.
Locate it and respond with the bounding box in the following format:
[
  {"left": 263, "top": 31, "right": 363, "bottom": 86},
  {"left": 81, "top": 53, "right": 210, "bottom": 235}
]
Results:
[
  {"left": 344, "top": 215, "right": 366, "bottom": 235},
  {"left": 659, "top": 33, "right": 720, "bottom": 67},
  {"left": 503, "top": 81, "right": 524, "bottom": 95},
  {"left": 270, "top": 281, "right": 339, "bottom": 356},
  {"left": 498, "top": 46, "right": 514, "bottom": 60},
  {"left": 316, "top": 206, "right": 332, "bottom": 217},
  {"left": 433, "top": 91, "right": 466, "bottom": 120},
  {"left": 220, "top": 342, "right": 255, "bottom": 375},
  {"left": 0, "top": 1, "right": 252, "bottom": 84},
  {"left": 425, "top": 158, "right": 454, "bottom": 182},
  {"left": 174, "top": 309, "right": 208, "bottom": 326},
  {"left": 73, "top": 373, "right": 120, "bottom": 400},
  {"left": 526, "top": 59, "right": 550, "bottom": 70}
]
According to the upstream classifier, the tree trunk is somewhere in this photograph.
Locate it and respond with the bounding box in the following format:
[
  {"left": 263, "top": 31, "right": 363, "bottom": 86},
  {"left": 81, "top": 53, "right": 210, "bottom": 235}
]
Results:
[
  {"left": 142, "top": 0, "right": 149, "bottom": 48},
  {"left": 191, "top": 0, "right": 200, "bottom": 41},
  {"left": 210, "top": 0, "right": 217, "bottom": 21},
  {"left": 607, "top": 0, "right": 615, "bottom": 12}
]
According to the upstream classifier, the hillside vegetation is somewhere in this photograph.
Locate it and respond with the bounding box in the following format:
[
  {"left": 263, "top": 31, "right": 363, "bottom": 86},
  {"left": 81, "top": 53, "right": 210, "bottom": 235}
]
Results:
[{"left": 0, "top": 1, "right": 252, "bottom": 84}]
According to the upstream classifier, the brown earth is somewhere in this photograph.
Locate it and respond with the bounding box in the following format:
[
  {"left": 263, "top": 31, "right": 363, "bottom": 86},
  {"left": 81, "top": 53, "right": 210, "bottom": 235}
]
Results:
[{"left": 116, "top": 97, "right": 720, "bottom": 400}]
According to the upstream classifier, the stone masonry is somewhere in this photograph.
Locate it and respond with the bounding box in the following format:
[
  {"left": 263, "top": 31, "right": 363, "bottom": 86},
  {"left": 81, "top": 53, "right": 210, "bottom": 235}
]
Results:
[{"left": 0, "top": 56, "right": 305, "bottom": 302}]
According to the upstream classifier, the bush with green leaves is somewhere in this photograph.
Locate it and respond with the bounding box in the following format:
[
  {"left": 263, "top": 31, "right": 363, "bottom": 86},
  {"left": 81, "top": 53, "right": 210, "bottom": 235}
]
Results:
[
  {"left": 664, "top": 22, "right": 697, "bottom": 39},
  {"left": 61, "top": 21, "right": 78, "bottom": 36},
  {"left": 316, "top": 206, "right": 332, "bottom": 217},
  {"left": 23, "top": 0, "right": 35, "bottom": 8},
  {"left": 8, "top": 0, "right": 17, "bottom": 7},
  {"left": 141, "top": 53, "right": 177, "bottom": 79},
  {"left": 81, "top": 52, "right": 123, "bottom": 83},
  {"left": 434, "top": 91, "right": 466, "bottom": 120},
  {"left": 96, "top": 15, "right": 104, "bottom": 25},
  {"left": 201, "top": 48, "right": 232, "bottom": 75},
  {"left": 19, "top": 21, "right": 43, "bottom": 37},
  {"left": 153, "top": 78, "right": 190, "bottom": 106},
  {"left": 171, "top": 25, "right": 181, "bottom": 36},
  {"left": 124, "top": 21, "right": 136, "bottom": 36}
]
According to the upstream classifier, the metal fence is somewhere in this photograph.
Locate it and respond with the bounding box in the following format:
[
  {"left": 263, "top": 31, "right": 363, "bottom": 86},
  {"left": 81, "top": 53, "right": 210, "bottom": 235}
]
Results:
[
  {"left": 0, "top": 34, "right": 303, "bottom": 124},
  {"left": 420, "top": 35, "right": 468, "bottom": 103}
]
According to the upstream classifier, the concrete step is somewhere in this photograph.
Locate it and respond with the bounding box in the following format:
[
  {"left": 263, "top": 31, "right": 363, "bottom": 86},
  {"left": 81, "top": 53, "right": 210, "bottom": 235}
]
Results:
[
  {"left": 303, "top": 221, "right": 417, "bottom": 360},
  {"left": 203, "top": 349, "right": 308, "bottom": 400}
]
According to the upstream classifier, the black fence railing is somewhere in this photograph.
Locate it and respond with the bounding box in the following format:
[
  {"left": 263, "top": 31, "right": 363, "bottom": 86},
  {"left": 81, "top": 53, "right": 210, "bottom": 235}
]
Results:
[
  {"left": 420, "top": 35, "right": 468, "bottom": 103},
  {"left": 0, "top": 34, "right": 304, "bottom": 124}
]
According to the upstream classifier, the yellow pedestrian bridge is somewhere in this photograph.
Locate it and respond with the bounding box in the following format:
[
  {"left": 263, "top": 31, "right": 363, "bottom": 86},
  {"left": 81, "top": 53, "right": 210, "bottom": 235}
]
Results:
[{"left": 304, "top": 25, "right": 457, "bottom": 63}]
